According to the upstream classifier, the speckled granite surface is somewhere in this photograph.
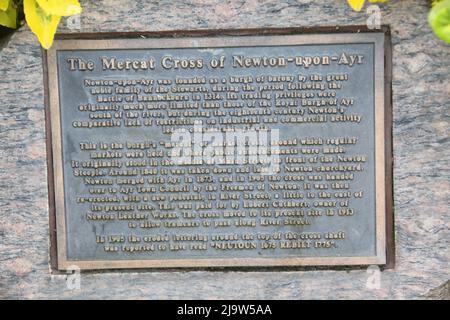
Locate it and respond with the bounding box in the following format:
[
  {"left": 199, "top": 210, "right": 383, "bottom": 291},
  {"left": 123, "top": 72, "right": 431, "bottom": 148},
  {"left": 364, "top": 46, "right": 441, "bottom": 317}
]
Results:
[{"left": 0, "top": 0, "right": 448, "bottom": 299}]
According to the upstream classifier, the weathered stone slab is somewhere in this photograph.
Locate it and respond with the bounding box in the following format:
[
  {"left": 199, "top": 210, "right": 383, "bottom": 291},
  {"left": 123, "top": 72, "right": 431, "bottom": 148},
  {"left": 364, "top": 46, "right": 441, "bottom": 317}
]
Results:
[{"left": 0, "top": 0, "right": 448, "bottom": 299}]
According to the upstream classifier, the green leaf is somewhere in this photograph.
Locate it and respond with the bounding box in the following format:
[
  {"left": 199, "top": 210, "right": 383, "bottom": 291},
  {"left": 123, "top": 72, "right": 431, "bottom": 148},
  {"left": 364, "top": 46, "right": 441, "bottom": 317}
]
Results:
[
  {"left": 0, "top": 0, "right": 10, "bottom": 12},
  {"left": 36, "top": 0, "right": 82, "bottom": 16},
  {"left": 24, "top": 0, "right": 61, "bottom": 49},
  {"left": 347, "top": 0, "right": 365, "bottom": 12},
  {"left": 0, "top": 1, "right": 17, "bottom": 29},
  {"left": 429, "top": 0, "right": 450, "bottom": 43}
]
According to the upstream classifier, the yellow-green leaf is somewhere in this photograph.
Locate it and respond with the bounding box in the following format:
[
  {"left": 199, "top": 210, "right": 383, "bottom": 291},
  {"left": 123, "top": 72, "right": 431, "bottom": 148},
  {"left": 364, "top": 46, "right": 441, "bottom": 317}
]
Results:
[
  {"left": 347, "top": 0, "right": 365, "bottom": 12},
  {"left": 36, "top": 0, "right": 82, "bottom": 17},
  {"left": 429, "top": 0, "right": 450, "bottom": 43},
  {"left": 0, "top": 1, "right": 16, "bottom": 29},
  {"left": 24, "top": 0, "right": 61, "bottom": 49},
  {"left": 432, "top": 0, "right": 443, "bottom": 7},
  {"left": 0, "top": 0, "right": 9, "bottom": 11}
]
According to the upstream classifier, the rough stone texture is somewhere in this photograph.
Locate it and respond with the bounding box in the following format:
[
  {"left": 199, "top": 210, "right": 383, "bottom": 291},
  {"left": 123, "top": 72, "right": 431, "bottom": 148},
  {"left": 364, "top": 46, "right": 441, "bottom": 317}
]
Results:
[
  {"left": 0, "top": 0, "right": 448, "bottom": 299},
  {"left": 424, "top": 280, "right": 450, "bottom": 299}
]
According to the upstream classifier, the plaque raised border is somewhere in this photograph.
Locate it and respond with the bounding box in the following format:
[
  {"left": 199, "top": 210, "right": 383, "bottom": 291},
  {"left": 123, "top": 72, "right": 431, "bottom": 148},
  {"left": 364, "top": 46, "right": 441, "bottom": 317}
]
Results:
[{"left": 44, "top": 27, "right": 394, "bottom": 271}]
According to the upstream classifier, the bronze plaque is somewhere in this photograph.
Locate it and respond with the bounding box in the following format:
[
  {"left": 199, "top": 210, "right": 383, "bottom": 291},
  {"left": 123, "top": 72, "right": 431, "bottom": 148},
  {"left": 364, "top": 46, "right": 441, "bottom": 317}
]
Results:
[{"left": 44, "top": 29, "right": 393, "bottom": 270}]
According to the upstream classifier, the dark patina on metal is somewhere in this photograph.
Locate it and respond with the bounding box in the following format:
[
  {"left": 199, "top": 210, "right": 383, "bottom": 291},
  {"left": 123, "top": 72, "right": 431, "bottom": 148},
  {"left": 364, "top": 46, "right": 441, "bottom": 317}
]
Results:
[{"left": 44, "top": 28, "right": 393, "bottom": 271}]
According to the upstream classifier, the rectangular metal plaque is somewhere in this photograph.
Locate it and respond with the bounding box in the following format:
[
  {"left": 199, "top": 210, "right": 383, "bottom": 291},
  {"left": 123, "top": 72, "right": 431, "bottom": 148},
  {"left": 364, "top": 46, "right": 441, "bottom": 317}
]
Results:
[{"left": 45, "top": 29, "right": 393, "bottom": 270}]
